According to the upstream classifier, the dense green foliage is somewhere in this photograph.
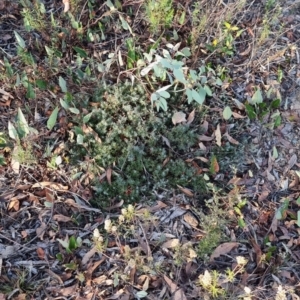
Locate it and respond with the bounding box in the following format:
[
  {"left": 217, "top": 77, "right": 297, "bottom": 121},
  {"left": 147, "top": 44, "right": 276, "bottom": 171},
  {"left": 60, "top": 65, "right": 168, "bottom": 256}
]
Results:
[{"left": 71, "top": 82, "right": 207, "bottom": 205}]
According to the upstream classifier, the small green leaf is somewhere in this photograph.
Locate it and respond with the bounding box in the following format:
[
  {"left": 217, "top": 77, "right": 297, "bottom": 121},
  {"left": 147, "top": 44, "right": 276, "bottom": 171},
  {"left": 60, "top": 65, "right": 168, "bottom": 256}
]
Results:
[
  {"left": 69, "top": 107, "right": 80, "bottom": 114},
  {"left": 26, "top": 82, "right": 35, "bottom": 99},
  {"left": 191, "top": 88, "right": 206, "bottom": 104},
  {"left": 158, "top": 97, "right": 168, "bottom": 111},
  {"left": 73, "top": 46, "right": 88, "bottom": 58},
  {"left": 158, "top": 90, "right": 170, "bottom": 99},
  {"left": 59, "top": 76, "right": 67, "bottom": 93},
  {"left": 17, "top": 108, "right": 30, "bottom": 136},
  {"left": 251, "top": 89, "right": 263, "bottom": 104},
  {"left": 238, "top": 217, "right": 246, "bottom": 228},
  {"left": 186, "top": 88, "right": 193, "bottom": 104},
  {"left": 60, "top": 98, "right": 70, "bottom": 110},
  {"left": 69, "top": 236, "right": 78, "bottom": 251},
  {"left": 47, "top": 107, "right": 59, "bottom": 130},
  {"left": 271, "top": 98, "right": 281, "bottom": 109},
  {"left": 179, "top": 11, "right": 186, "bottom": 25},
  {"left": 36, "top": 79, "right": 47, "bottom": 90},
  {"left": 83, "top": 112, "right": 93, "bottom": 123},
  {"left": 223, "top": 106, "right": 232, "bottom": 120},
  {"left": 173, "top": 68, "right": 186, "bottom": 83},
  {"left": 245, "top": 104, "right": 256, "bottom": 119},
  {"left": 14, "top": 31, "right": 25, "bottom": 49},
  {"left": 8, "top": 121, "right": 18, "bottom": 140}
]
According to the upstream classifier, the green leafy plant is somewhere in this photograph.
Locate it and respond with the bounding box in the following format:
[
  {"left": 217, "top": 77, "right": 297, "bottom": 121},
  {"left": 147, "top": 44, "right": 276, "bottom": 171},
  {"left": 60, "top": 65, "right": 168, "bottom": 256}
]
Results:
[
  {"left": 245, "top": 87, "right": 281, "bottom": 128},
  {"left": 57, "top": 235, "right": 82, "bottom": 254},
  {"left": 144, "top": 0, "right": 174, "bottom": 34},
  {"left": 140, "top": 44, "right": 223, "bottom": 111}
]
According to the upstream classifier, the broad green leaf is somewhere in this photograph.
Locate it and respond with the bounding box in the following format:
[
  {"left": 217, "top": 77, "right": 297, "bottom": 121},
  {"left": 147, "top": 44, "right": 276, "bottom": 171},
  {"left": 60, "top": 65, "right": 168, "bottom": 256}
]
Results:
[
  {"left": 151, "top": 93, "right": 158, "bottom": 102},
  {"left": 69, "top": 236, "right": 78, "bottom": 251},
  {"left": 106, "top": 0, "right": 116, "bottom": 10},
  {"left": 223, "top": 106, "right": 232, "bottom": 120},
  {"left": 60, "top": 98, "right": 70, "bottom": 110},
  {"left": 215, "top": 78, "right": 223, "bottom": 86},
  {"left": 186, "top": 88, "right": 193, "bottom": 104},
  {"left": 159, "top": 97, "right": 168, "bottom": 111},
  {"left": 204, "top": 84, "right": 212, "bottom": 96},
  {"left": 271, "top": 98, "right": 280, "bottom": 109},
  {"left": 17, "top": 108, "right": 30, "bottom": 136},
  {"left": 36, "top": 79, "right": 47, "bottom": 90},
  {"left": 251, "top": 89, "right": 263, "bottom": 104},
  {"left": 83, "top": 112, "right": 93, "bottom": 123},
  {"left": 14, "top": 31, "right": 25, "bottom": 49},
  {"left": 57, "top": 238, "right": 69, "bottom": 250},
  {"left": 59, "top": 76, "right": 67, "bottom": 93},
  {"left": 26, "top": 82, "right": 35, "bottom": 99},
  {"left": 245, "top": 104, "right": 256, "bottom": 119},
  {"left": 8, "top": 121, "right": 18, "bottom": 140},
  {"left": 47, "top": 107, "right": 59, "bottom": 130},
  {"left": 69, "top": 107, "right": 80, "bottom": 114},
  {"left": 173, "top": 68, "right": 186, "bottom": 83},
  {"left": 158, "top": 90, "right": 170, "bottom": 99},
  {"left": 73, "top": 46, "right": 87, "bottom": 58},
  {"left": 192, "top": 88, "right": 206, "bottom": 104}
]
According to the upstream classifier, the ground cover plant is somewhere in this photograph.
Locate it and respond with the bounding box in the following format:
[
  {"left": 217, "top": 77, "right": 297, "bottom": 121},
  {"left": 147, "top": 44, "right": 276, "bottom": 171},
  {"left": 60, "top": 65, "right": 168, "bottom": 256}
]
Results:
[{"left": 0, "top": 0, "right": 300, "bottom": 299}]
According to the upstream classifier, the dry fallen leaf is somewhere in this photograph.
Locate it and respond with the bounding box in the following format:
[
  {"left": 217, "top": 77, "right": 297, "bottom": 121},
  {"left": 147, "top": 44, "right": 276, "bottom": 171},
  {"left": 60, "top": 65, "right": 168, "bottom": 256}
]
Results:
[
  {"left": 163, "top": 275, "right": 187, "bottom": 300},
  {"left": 106, "top": 167, "right": 112, "bottom": 185},
  {"left": 37, "top": 247, "right": 45, "bottom": 260},
  {"left": 62, "top": 0, "right": 70, "bottom": 13},
  {"left": 162, "top": 239, "right": 180, "bottom": 249},
  {"left": 177, "top": 185, "right": 194, "bottom": 197},
  {"left": 210, "top": 242, "right": 239, "bottom": 262},
  {"left": 172, "top": 111, "right": 186, "bottom": 125},
  {"left": 187, "top": 109, "right": 195, "bottom": 125},
  {"left": 215, "top": 124, "right": 222, "bottom": 147},
  {"left": 184, "top": 213, "right": 199, "bottom": 227},
  {"left": 53, "top": 214, "right": 72, "bottom": 222}
]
